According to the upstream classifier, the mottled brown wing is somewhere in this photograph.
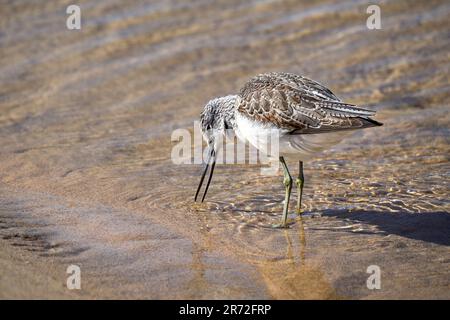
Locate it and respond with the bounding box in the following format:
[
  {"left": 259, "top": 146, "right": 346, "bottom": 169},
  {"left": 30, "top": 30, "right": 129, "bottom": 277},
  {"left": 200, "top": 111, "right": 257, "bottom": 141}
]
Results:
[
  {"left": 238, "top": 72, "right": 380, "bottom": 133},
  {"left": 269, "top": 72, "right": 340, "bottom": 101}
]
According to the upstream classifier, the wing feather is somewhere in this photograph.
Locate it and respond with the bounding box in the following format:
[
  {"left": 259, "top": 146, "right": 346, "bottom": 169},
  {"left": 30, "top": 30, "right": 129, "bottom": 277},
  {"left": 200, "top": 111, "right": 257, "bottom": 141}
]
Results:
[{"left": 238, "top": 72, "right": 382, "bottom": 134}]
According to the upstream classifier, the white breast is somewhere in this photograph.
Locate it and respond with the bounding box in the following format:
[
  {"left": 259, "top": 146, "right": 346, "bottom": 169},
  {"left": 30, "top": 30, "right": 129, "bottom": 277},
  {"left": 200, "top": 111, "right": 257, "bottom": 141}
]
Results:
[{"left": 235, "top": 112, "right": 349, "bottom": 161}]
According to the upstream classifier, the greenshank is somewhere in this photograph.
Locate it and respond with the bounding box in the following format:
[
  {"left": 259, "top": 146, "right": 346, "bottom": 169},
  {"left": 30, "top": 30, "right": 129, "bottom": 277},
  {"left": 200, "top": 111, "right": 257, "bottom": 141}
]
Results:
[{"left": 195, "top": 72, "right": 382, "bottom": 228}]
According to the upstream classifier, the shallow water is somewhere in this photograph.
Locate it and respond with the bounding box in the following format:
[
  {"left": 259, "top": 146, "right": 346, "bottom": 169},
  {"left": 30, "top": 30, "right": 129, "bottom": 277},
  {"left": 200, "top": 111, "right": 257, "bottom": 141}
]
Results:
[{"left": 0, "top": 0, "right": 449, "bottom": 298}]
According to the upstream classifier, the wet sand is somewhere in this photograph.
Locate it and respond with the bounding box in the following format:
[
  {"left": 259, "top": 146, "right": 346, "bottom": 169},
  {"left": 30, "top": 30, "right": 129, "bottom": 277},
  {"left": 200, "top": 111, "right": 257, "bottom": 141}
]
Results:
[{"left": 0, "top": 0, "right": 449, "bottom": 299}]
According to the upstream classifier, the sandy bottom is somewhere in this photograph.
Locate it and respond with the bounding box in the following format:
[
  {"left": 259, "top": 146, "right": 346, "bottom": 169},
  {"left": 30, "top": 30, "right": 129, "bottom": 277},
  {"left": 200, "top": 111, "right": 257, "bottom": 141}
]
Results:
[{"left": 1, "top": 0, "right": 449, "bottom": 299}]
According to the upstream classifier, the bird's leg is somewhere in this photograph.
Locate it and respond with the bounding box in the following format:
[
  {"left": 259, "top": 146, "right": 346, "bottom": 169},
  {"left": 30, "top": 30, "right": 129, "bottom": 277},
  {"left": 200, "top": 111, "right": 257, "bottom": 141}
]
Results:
[
  {"left": 273, "top": 156, "right": 292, "bottom": 228},
  {"left": 295, "top": 161, "right": 304, "bottom": 215}
]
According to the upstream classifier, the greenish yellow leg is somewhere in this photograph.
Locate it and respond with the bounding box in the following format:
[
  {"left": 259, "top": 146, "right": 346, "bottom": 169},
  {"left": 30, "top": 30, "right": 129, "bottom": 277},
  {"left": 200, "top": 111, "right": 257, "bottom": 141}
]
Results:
[
  {"left": 296, "top": 161, "right": 304, "bottom": 215},
  {"left": 273, "top": 156, "right": 292, "bottom": 228}
]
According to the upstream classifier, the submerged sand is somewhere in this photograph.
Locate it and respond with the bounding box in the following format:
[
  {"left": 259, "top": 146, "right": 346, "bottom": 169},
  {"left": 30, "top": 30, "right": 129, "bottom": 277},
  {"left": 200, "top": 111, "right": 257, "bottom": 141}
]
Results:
[{"left": 0, "top": 0, "right": 449, "bottom": 299}]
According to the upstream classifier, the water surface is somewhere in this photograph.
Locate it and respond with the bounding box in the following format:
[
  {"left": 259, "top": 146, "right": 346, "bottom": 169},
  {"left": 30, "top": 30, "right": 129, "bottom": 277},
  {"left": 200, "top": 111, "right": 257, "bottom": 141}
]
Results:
[{"left": 0, "top": 0, "right": 449, "bottom": 298}]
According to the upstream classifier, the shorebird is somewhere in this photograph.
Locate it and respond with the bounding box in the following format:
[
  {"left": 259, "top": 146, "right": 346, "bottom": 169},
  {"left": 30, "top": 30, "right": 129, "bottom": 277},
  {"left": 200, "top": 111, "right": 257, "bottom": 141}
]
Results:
[{"left": 195, "top": 72, "right": 382, "bottom": 227}]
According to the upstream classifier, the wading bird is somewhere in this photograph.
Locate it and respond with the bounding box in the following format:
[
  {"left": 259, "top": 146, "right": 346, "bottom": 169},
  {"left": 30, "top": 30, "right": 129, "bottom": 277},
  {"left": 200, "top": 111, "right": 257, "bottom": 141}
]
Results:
[{"left": 195, "top": 72, "right": 382, "bottom": 227}]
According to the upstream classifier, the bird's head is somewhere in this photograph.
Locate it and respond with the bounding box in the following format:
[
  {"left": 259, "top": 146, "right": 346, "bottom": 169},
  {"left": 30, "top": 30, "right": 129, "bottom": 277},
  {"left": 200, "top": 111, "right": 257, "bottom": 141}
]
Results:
[{"left": 195, "top": 95, "right": 238, "bottom": 202}]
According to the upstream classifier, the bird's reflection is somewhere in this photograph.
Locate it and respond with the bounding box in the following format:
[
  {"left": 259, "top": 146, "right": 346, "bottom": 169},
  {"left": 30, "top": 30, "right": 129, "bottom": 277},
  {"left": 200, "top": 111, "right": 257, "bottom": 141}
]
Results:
[
  {"left": 184, "top": 212, "right": 211, "bottom": 298},
  {"left": 284, "top": 216, "right": 306, "bottom": 267}
]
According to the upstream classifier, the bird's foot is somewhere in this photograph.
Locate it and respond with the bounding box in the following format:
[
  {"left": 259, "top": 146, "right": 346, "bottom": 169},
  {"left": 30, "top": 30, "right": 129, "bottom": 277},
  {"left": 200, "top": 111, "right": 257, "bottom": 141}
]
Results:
[{"left": 296, "top": 207, "right": 304, "bottom": 216}]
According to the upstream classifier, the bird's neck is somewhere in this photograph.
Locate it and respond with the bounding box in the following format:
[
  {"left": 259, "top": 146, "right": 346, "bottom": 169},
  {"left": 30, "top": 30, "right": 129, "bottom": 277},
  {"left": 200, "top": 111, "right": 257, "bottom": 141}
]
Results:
[{"left": 217, "top": 95, "right": 239, "bottom": 132}]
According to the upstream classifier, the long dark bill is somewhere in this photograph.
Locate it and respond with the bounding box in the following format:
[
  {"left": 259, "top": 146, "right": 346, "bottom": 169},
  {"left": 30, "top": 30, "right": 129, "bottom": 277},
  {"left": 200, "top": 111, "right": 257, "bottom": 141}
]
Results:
[{"left": 194, "top": 148, "right": 216, "bottom": 202}]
